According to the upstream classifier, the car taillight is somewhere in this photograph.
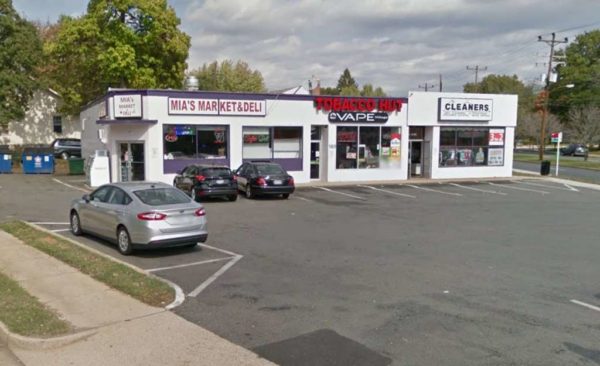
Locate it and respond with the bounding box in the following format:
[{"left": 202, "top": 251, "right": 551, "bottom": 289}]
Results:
[
  {"left": 288, "top": 177, "right": 295, "bottom": 186},
  {"left": 137, "top": 212, "right": 167, "bottom": 221},
  {"left": 256, "top": 177, "right": 267, "bottom": 186},
  {"left": 194, "top": 208, "right": 206, "bottom": 217},
  {"left": 195, "top": 175, "right": 206, "bottom": 182}
]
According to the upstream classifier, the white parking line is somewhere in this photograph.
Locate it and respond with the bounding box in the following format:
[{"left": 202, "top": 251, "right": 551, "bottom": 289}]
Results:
[
  {"left": 198, "top": 243, "right": 239, "bottom": 257},
  {"left": 52, "top": 178, "right": 91, "bottom": 193},
  {"left": 147, "top": 257, "right": 234, "bottom": 273},
  {"left": 407, "top": 184, "right": 462, "bottom": 197},
  {"left": 358, "top": 185, "right": 416, "bottom": 198},
  {"left": 316, "top": 186, "right": 366, "bottom": 200},
  {"left": 294, "top": 196, "right": 315, "bottom": 202},
  {"left": 571, "top": 299, "right": 600, "bottom": 313},
  {"left": 30, "top": 222, "right": 70, "bottom": 225},
  {"left": 51, "top": 228, "right": 71, "bottom": 233},
  {"left": 450, "top": 183, "right": 507, "bottom": 195},
  {"left": 519, "top": 181, "right": 579, "bottom": 192},
  {"left": 489, "top": 182, "right": 549, "bottom": 195},
  {"left": 188, "top": 255, "right": 243, "bottom": 297}
]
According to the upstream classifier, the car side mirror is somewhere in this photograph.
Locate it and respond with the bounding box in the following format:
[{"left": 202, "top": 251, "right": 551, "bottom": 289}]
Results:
[{"left": 82, "top": 194, "right": 90, "bottom": 203}]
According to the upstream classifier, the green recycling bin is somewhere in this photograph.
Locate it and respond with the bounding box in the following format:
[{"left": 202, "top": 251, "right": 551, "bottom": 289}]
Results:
[{"left": 68, "top": 157, "right": 85, "bottom": 175}]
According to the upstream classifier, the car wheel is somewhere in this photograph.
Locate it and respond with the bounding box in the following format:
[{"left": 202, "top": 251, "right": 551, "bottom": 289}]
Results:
[
  {"left": 117, "top": 227, "right": 133, "bottom": 255},
  {"left": 282, "top": 193, "right": 290, "bottom": 199},
  {"left": 61, "top": 152, "right": 70, "bottom": 160},
  {"left": 70, "top": 211, "right": 82, "bottom": 236},
  {"left": 245, "top": 185, "right": 254, "bottom": 199},
  {"left": 228, "top": 194, "right": 238, "bottom": 202}
]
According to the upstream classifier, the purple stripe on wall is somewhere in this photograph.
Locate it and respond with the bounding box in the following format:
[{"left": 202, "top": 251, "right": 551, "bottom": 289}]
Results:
[
  {"left": 163, "top": 158, "right": 230, "bottom": 174},
  {"left": 242, "top": 158, "right": 303, "bottom": 172}
]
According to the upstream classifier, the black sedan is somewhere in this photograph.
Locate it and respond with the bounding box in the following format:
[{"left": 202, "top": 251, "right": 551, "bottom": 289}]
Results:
[
  {"left": 235, "top": 162, "right": 295, "bottom": 199},
  {"left": 560, "top": 143, "right": 588, "bottom": 157},
  {"left": 173, "top": 165, "right": 238, "bottom": 201}
]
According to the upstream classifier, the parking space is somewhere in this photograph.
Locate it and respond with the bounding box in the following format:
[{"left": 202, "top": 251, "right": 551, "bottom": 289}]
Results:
[{"left": 3, "top": 174, "right": 600, "bottom": 365}]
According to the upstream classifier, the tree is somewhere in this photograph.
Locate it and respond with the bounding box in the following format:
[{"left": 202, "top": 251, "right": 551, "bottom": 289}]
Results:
[
  {"left": 516, "top": 111, "right": 562, "bottom": 148},
  {"left": 549, "top": 30, "right": 600, "bottom": 118},
  {"left": 566, "top": 105, "right": 600, "bottom": 160},
  {"left": 0, "top": 0, "right": 43, "bottom": 129},
  {"left": 43, "top": 0, "right": 190, "bottom": 115},
  {"left": 191, "top": 60, "right": 265, "bottom": 92},
  {"left": 319, "top": 69, "right": 386, "bottom": 96},
  {"left": 336, "top": 68, "right": 358, "bottom": 91}
]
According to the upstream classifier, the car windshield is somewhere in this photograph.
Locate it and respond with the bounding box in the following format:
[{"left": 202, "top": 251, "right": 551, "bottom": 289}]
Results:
[
  {"left": 133, "top": 188, "right": 191, "bottom": 206},
  {"left": 202, "top": 168, "right": 231, "bottom": 178},
  {"left": 256, "top": 164, "right": 285, "bottom": 175}
]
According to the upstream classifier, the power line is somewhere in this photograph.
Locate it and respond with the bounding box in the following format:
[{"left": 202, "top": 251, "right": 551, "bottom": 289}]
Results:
[
  {"left": 418, "top": 83, "right": 436, "bottom": 92},
  {"left": 466, "top": 65, "right": 487, "bottom": 85}
]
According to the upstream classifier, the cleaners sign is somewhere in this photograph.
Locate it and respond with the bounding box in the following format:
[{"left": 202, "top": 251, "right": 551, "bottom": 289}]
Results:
[
  {"left": 168, "top": 98, "right": 266, "bottom": 116},
  {"left": 438, "top": 98, "right": 493, "bottom": 121}
]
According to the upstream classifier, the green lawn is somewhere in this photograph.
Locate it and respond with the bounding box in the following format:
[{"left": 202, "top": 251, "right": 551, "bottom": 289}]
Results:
[
  {"left": 0, "top": 221, "right": 174, "bottom": 307},
  {"left": 513, "top": 153, "right": 600, "bottom": 171},
  {"left": 0, "top": 270, "right": 72, "bottom": 337}
]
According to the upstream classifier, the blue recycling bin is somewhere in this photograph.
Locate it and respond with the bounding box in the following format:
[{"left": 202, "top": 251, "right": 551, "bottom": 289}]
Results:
[
  {"left": 0, "top": 146, "right": 12, "bottom": 173},
  {"left": 22, "top": 147, "right": 54, "bottom": 174}
]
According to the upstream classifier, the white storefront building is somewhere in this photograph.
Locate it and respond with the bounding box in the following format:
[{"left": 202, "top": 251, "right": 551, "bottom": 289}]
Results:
[{"left": 80, "top": 89, "right": 517, "bottom": 186}]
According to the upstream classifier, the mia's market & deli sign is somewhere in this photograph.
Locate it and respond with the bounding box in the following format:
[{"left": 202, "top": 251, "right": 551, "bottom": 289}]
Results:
[
  {"left": 438, "top": 98, "right": 493, "bottom": 121},
  {"left": 314, "top": 97, "right": 403, "bottom": 123},
  {"left": 168, "top": 98, "right": 266, "bottom": 116},
  {"left": 114, "top": 94, "right": 142, "bottom": 118}
]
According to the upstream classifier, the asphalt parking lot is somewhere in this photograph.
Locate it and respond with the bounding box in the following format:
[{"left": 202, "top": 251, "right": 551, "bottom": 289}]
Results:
[{"left": 2, "top": 174, "right": 600, "bottom": 365}]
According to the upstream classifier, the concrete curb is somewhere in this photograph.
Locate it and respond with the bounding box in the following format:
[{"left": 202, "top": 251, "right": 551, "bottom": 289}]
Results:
[
  {"left": 22, "top": 222, "right": 185, "bottom": 310},
  {"left": 0, "top": 322, "right": 97, "bottom": 351},
  {"left": 295, "top": 175, "right": 528, "bottom": 188}
]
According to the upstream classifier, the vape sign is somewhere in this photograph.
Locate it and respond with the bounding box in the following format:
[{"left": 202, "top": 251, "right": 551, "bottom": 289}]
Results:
[{"left": 328, "top": 111, "right": 389, "bottom": 123}]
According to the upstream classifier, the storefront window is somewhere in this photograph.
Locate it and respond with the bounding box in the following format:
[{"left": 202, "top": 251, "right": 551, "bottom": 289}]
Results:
[
  {"left": 336, "top": 126, "right": 358, "bottom": 169},
  {"left": 197, "top": 126, "right": 228, "bottom": 159},
  {"left": 439, "top": 127, "right": 504, "bottom": 167},
  {"left": 242, "top": 127, "right": 303, "bottom": 160},
  {"left": 273, "top": 127, "right": 302, "bottom": 158},
  {"left": 359, "top": 127, "right": 380, "bottom": 168},
  {"left": 336, "top": 126, "right": 401, "bottom": 170},
  {"left": 163, "top": 125, "right": 196, "bottom": 159}
]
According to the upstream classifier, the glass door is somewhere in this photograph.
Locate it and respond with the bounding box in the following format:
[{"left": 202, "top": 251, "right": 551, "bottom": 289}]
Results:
[
  {"left": 409, "top": 141, "right": 423, "bottom": 178},
  {"left": 310, "top": 126, "right": 320, "bottom": 179},
  {"left": 119, "top": 142, "right": 145, "bottom": 182}
]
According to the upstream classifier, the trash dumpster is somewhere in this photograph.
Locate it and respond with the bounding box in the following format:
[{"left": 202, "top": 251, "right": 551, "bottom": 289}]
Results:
[
  {"left": 540, "top": 160, "right": 551, "bottom": 176},
  {"left": 22, "top": 147, "right": 54, "bottom": 174},
  {"left": 0, "top": 145, "right": 12, "bottom": 174},
  {"left": 68, "top": 157, "right": 85, "bottom": 175}
]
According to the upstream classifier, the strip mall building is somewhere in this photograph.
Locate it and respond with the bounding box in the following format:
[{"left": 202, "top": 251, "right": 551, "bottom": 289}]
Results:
[{"left": 80, "top": 89, "right": 517, "bottom": 185}]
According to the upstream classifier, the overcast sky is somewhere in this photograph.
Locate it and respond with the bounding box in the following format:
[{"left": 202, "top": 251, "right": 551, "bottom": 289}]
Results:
[{"left": 13, "top": 0, "right": 600, "bottom": 96}]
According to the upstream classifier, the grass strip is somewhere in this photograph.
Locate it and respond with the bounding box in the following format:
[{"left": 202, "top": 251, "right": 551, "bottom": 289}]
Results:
[
  {"left": 0, "top": 221, "right": 174, "bottom": 307},
  {"left": 513, "top": 153, "right": 600, "bottom": 170},
  {"left": 0, "top": 270, "right": 72, "bottom": 337}
]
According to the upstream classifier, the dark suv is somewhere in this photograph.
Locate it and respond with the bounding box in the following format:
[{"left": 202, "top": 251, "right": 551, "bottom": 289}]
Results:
[
  {"left": 560, "top": 143, "right": 587, "bottom": 157},
  {"left": 173, "top": 165, "right": 238, "bottom": 202},
  {"left": 51, "top": 138, "right": 81, "bottom": 160}
]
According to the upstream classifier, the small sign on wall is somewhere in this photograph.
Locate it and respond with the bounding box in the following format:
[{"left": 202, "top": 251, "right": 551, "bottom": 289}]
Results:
[{"left": 114, "top": 94, "right": 142, "bottom": 118}]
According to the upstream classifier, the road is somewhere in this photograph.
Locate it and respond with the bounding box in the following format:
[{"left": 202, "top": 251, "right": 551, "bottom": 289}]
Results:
[
  {"left": 2, "top": 174, "right": 600, "bottom": 365},
  {"left": 513, "top": 161, "right": 600, "bottom": 183}
]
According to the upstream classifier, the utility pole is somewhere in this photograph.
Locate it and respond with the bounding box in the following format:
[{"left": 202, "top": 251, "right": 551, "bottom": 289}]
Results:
[
  {"left": 466, "top": 65, "right": 487, "bottom": 88},
  {"left": 418, "top": 83, "right": 436, "bottom": 92},
  {"left": 439, "top": 74, "right": 443, "bottom": 92},
  {"left": 537, "top": 32, "right": 568, "bottom": 160}
]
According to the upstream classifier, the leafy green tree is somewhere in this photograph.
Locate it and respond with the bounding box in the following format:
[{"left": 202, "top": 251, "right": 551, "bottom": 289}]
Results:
[
  {"left": 320, "top": 86, "right": 339, "bottom": 95},
  {"left": 360, "top": 84, "right": 386, "bottom": 97},
  {"left": 0, "top": 0, "right": 43, "bottom": 129},
  {"left": 43, "top": 0, "right": 190, "bottom": 115},
  {"left": 191, "top": 60, "right": 265, "bottom": 92},
  {"left": 549, "top": 30, "right": 600, "bottom": 119}
]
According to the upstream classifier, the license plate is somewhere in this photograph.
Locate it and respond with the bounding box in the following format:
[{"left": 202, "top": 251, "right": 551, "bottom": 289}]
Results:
[
  {"left": 216, "top": 179, "right": 225, "bottom": 184},
  {"left": 273, "top": 180, "right": 282, "bottom": 185}
]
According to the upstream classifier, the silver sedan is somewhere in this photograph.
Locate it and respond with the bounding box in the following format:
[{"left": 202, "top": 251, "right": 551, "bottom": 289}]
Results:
[{"left": 69, "top": 182, "right": 208, "bottom": 255}]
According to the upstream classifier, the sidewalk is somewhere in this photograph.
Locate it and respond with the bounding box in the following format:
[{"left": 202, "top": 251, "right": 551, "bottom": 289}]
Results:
[{"left": 0, "top": 230, "right": 276, "bottom": 366}]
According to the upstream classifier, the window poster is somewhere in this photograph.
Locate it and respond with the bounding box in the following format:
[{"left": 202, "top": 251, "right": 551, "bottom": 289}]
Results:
[
  {"left": 488, "top": 148, "right": 504, "bottom": 166},
  {"left": 489, "top": 129, "right": 505, "bottom": 146}
]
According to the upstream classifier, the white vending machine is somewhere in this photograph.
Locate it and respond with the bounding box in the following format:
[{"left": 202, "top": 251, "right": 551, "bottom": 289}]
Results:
[{"left": 86, "top": 150, "right": 110, "bottom": 187}]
